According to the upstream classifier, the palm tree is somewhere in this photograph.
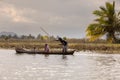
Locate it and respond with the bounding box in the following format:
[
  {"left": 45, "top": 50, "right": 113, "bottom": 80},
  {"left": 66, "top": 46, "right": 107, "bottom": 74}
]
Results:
[{"left": 86, "top": 1, "right": 120, "bottom": 43}]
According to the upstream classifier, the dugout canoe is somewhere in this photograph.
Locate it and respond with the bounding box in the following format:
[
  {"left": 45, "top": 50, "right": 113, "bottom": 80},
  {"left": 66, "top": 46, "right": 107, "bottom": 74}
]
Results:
[{"left": 15, "top": 48, "right": 75, "bottom": 55}]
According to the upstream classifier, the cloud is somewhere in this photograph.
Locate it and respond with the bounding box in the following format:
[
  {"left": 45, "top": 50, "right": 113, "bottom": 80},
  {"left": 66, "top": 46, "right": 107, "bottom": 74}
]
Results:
[
  {"left": 0, "top": 0, "right": 119, "bottom": 38},
  {"left": 0, "top": 2, "right": 36, "bottom": 23},
  {"left": 48, "top": 16, "right": 67, "bottom": 25}
]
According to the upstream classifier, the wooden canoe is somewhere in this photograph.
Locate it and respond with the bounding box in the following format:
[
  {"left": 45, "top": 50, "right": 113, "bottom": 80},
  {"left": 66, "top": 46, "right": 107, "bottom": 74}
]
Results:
[{"left": 15, "top": 48, "right": 75, "bottom": 55}]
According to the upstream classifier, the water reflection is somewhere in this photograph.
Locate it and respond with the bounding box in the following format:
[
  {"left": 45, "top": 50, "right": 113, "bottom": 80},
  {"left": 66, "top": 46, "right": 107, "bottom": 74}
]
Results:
[
  {"left": 44, "top": 54, "right": 49, "bottom": 58},
  {"left": 95, "top": 56, "right": 116, "bottom": 66},
  {"left": 15, "top": 53, "right": 36, "bottom": 56},
  {"left": 88, "top": 54, "right": 120, "bottom": 80},
  {"left": 16, "top": 53, "right": 69, "bottom": 61},
  {"left": 1, "top": 50, "right": 120, "bottom": 80},
  {"left": 62, "top": 55, "right": 67, "bottom": 60}
]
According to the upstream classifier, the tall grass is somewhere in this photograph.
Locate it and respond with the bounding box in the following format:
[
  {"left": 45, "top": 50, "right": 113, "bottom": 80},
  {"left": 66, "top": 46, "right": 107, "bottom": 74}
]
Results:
[{"left": 0, "top": 39, "right": 120, "bottom": 52}]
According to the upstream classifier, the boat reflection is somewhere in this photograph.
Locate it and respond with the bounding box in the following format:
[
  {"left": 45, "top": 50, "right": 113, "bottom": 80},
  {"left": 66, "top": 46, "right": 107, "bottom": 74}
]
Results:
[
  {"left": 62, "top": 55, "right": 67, "bottom": 60},
  {"left": 44, "top": 54, "right": 49, "bottom": 58}
]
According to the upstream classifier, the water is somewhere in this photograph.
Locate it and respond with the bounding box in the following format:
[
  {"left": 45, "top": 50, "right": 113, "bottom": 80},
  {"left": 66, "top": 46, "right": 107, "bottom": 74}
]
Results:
[{"left": 0, "top": 49, "right": 120, "bottom": 80}]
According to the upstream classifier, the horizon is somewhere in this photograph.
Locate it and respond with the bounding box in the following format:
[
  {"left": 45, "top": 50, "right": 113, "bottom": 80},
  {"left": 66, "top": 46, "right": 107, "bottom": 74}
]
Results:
[
  {"left": 0, "top": 31, "right": 83, "bottom": 39},
  {"left": 0, "top": 0, "right": 119, "bottom": 38}
]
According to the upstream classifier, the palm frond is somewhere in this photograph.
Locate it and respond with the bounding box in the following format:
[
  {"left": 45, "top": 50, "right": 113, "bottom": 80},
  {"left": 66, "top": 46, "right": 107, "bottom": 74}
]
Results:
[
  {"left": 86, "top": 1, "right": 120, "bottom": 43},
  {"left": 93, "top": 10, "right": 103, "bottom": 16},
  {"left": 100, "top": 6, "right": 107, "bottom": 13},
  {"left": 86, "top": 23, "right": 106, "bottom": 41}
]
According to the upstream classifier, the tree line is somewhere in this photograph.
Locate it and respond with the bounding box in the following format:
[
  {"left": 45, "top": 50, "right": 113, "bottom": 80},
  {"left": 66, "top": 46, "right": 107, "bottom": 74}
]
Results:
[{"left": 0, "top": 34, "right": 56, "bottom": 40}]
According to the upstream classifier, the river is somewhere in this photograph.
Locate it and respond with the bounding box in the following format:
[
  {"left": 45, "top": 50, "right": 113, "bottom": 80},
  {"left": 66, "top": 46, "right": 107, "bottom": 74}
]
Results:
[{"left": 0, "top": 49, "right": 120, "bottom": 80}]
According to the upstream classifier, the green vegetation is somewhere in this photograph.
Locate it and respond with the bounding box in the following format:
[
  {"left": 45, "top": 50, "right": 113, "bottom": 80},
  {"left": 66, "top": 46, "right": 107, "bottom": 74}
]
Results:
[
  {"left": 86, "top": 1, "right": 120, "bottom": 43},
  {"left": 0, "top": 39, "right": 119, "bottom": 53}
]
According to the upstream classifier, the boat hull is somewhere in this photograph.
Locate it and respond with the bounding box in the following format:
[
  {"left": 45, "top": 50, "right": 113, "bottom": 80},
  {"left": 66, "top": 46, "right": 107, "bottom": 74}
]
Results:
[{"left": 15, "top": 48, "right": 75, "bottom": 55}]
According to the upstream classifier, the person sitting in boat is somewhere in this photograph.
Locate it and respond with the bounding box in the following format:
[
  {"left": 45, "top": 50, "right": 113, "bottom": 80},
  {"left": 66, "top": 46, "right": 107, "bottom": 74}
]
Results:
[
  {"left": 57, "top": 36, "right": 68, "bottom": 52},
  {"left": 44, "top": 44, "right": 50, "bottom": 52}
]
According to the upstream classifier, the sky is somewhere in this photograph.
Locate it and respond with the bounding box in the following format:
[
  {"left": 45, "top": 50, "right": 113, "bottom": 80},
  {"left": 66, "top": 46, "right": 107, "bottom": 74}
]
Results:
[{"left": 0, "top": 0, "right": 119, "bottom": 38}]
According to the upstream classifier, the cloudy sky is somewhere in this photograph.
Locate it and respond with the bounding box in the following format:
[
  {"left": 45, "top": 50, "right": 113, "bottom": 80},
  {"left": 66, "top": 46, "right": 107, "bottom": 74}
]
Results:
[{"left": 0, "top": 0, "right": 119, "bottom": 38}]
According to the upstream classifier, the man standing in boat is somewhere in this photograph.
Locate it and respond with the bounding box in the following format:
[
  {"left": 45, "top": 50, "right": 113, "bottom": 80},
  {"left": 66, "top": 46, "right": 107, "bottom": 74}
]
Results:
[{"left": 57, "top": 36, "right": 68, "bottom": 52}]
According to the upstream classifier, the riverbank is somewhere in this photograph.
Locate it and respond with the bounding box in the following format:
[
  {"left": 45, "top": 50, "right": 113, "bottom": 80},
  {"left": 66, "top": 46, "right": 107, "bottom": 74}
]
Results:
[{"left": 0, "top": 39, "right": 120, "bottom": 53}]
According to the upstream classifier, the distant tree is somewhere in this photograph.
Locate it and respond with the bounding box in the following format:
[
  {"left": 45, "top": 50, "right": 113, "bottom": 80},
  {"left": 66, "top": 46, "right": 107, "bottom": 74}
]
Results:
[
  {"left": 44, "top": 36, "right": 49, "bottom": 40},
  {"left": 0, "top": 35, "right": 6, "bottom": 39},
  {"left": 40, "top": 36, "right": 44, "bottom": 40},
  {"left": 63, "top": 37, "right": 67, "bottom": 40},
  {"left": 8, "top": 35, "right": 12, "bottom": 39},
  {"left": 27, "top": 34, "right": 35, "bottom": 39},
  {"left": 37, "top": 34, "right": 41, "bottom": 39},
  {"left": 40, "top": 35, "right": 49, "bottom": 40},
  {"left": 50, "top": 35, "right": 55, "bottom": 40},
  {"left": 13, "top": 34, "right": 18, "bottom": 39},
  {"left": 21, "top": 35, "right": 27, "bottom": 39}
]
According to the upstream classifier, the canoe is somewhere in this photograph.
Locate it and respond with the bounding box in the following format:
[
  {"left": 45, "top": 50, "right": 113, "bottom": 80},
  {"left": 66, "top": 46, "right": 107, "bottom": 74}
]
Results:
[{"left": 15, "top": 48, "right": 75, "bottom": 55}]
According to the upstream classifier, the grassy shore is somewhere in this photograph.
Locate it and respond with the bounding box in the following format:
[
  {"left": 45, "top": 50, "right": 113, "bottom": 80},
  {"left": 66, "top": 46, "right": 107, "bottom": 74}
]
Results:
[{"left": 0, "top": 39, "right": 120, "bottom": 53}]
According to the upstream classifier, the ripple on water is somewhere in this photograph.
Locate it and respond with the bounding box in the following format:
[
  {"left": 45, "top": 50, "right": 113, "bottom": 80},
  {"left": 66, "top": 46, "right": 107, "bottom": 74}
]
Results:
[{"left": 0, "top": 49, "right": 120, "bottom": 80}]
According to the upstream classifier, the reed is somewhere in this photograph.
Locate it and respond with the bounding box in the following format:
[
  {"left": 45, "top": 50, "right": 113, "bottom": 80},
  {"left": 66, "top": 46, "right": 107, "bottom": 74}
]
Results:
[{"left": 0, "top": 39, "right": 120, "bottom": 53}]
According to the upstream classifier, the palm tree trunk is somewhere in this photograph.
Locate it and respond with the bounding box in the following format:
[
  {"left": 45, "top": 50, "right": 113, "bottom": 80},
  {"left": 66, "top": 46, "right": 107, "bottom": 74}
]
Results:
[{"left": 108, "top": 31, "right": 117, "bottom": 43}]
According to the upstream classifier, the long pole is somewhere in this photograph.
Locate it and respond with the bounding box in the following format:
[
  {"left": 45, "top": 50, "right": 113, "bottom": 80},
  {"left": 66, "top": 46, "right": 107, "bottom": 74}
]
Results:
[
  {"left": 40, "top": 27, "right": 50, "bottom": 37},
  {"left": 40, "top": 27, "right": 51, "bottom": 42}
]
